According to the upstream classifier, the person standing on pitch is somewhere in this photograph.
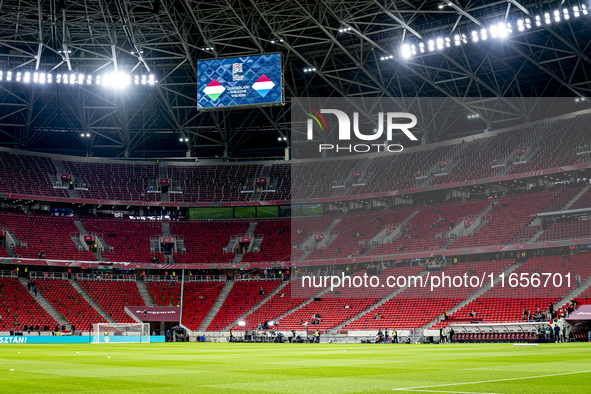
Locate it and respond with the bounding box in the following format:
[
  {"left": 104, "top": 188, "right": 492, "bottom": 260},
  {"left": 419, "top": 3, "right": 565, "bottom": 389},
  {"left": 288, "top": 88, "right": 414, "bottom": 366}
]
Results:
[
  {"left": 384, "top": 328, "right": 389, "bottom": 344},
  {"left": 554, "top": 325, "right": 560, "bottom": 343},
  {"left": 392, "top": 328, "right": 397, "bottom": 344}
]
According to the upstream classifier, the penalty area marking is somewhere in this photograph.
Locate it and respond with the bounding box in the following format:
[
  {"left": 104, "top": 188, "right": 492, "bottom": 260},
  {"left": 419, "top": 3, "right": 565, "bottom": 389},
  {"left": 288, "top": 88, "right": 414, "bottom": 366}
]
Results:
[{"left": 392, "top": 370, "right": 591, "bottom": 392}]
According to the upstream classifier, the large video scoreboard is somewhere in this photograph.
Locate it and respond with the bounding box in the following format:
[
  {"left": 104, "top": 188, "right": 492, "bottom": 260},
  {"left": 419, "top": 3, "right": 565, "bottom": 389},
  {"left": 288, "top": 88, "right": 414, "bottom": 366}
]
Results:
[{"left": 197, "top": 53, "right": 283, "bottom": 110}]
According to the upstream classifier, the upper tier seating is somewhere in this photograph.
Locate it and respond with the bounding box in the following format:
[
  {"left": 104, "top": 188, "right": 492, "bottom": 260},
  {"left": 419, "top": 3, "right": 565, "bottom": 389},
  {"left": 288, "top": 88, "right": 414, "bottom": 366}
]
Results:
[
  {"left": 168, "top": 164, "right": 262, "bottom": 202},
  {"left": 63, "top": 160, "right": 159, "bottom": 202},
  {"left": 0, "top": 110, "right": 590, "bottom": 203},
  {"left": 241, "top": 219, "right": 291, "bottom": 263},
  {"left": 170, "top": 220, "right": 249, "bottom": 264},
  {"left": 0, "top": 212, "right": 95, "bottom": 261},
  {"left": 537, "top": 220, "right": 591, "bottom": 242},
  {"left": 81, "top": 217, "right": 162, "bottom": 263},
  {"left": 0, "top": 151, "right": 68, "bottom": 198},
  {"left": 449, "top": 191, "right": 556, "bottom": 249}
]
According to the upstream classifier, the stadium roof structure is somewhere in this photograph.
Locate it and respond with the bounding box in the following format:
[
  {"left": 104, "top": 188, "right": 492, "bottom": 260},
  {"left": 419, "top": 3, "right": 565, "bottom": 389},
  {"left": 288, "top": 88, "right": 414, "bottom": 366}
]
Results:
[{"left": 0, "top": 0, "right": 590, "bottom": 159}]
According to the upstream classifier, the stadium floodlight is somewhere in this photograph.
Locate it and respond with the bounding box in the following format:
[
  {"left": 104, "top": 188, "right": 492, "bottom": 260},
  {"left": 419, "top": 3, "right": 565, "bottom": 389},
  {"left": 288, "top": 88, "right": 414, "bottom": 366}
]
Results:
[
  {"left": 436, "top": 37, "right": 444, "bottom": 50},
  {"left": 428, "top": 39, "right": 435, "bottom": 51},
  {"left": 444, "top": 38, "right": 451, "bottom": 48},
  {"left": 525, "top": 18, "right": 532, "bottom": 29},
  {"left": 496, "top": 23, "right": 509, "bottom": 38},
  {"left": 535, "top": 15, "right": 542, "bottom": 26},
  {"left": 563, "top": 8, "right": 570, "bottom": 20},
  {"left": 582, "top": 4, "right": 588, "bottom": 15},
  {"left": 573, "top": 5, "right": 580, "bottom": 17},
  {"left": 544, "top": 12, "right": 551, "bottom": 24},
  {"left": 102, "top": 72, "right": 131, "bottom": 88},
  {"left": 238, "top": 321, "right": 246, "bottom": 327},
  {"left": 454, "top": 34, "right": 460, "bottom": 46},
  {"left": 554, "top": 10, "right": 561, "bottom": 22},
  {"left": 86, "top": 133, "right": 90, "bottom": 137},
  {"left": 471, "top": 31, "right": 478, "bottom": 42},
  {"left": 23, "top": 72, "right": 30, "bottom": 83},
  {"left": 401, "top": 44, "right": 412, "bottom": 59},
  {"left": 16, "top": 72, "right": 21, "bottom": 82},
  {"left": 148, "top": 74, "right": 155, "bottom": 85}
]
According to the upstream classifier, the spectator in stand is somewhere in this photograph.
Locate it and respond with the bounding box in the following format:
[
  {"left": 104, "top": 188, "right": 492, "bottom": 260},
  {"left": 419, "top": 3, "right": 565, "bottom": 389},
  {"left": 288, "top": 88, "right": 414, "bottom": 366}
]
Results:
[{"left": 522, "top": 308, "right": 528, "bottom": 321}]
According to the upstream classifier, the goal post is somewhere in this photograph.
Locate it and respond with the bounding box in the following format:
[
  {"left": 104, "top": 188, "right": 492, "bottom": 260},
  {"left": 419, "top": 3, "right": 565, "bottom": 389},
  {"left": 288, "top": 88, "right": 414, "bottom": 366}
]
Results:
[{"left": 92, "top": 323, "right": 151, "bottom": 344}]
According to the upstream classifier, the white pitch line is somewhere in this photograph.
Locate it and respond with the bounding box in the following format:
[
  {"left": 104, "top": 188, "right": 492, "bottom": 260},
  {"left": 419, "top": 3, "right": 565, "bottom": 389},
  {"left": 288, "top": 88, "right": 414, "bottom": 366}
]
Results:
[{"left": 392, "top": 370, "right": 591, "bottom": 391}]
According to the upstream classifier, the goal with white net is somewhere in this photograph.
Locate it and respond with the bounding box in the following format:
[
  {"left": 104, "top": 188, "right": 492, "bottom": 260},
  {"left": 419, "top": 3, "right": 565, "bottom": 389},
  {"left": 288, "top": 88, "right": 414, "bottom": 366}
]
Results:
[{"left": 92, "top": 323, "right": 151, "bottom": 344}]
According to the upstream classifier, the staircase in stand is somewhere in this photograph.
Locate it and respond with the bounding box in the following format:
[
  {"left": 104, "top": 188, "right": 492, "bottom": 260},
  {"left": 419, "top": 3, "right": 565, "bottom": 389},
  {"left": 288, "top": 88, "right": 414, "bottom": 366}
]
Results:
[
  {"left": 2, "top": 231, "right": 23, "bottom": 258},
  {"left": 221, "top": 280, "right": 290, "bottom": 331},
  {"left": 419, "top": 261, "right": 523, "bottom": 330},
  {"left": 366, "top": 210, "right": 420, "bottom": 253},
  {"left": 563, "top": 185, "right": 591, "bottom": 210},
  {"left": 17, "top": 277, "right": 70, "bottom": 328},
  {"left": 51, "top": 158, "right": 79, "bottom": 198},
  {"left": 136, "top": 279, "right": 155, "bottom": 307},
  {"left": 297, "top": 218, "right": 342, "bottom": 261},
  {"left": 198, "top": 280, "right": 235, "bottom": 331},
  {"left": 69, "top": 279, "right": 116, "bottom": 323},
  {"left": 272, "top": 286, "right": 332, "bottom": 323},
  {"left": 73, "top": 219, "right": 105, "bottom": 261},
  {"left": 555, "top": 274, "right": 591, "bottom": 310},
  {"left": 332, "top": 270, "right": 430, "bottom": 330}
]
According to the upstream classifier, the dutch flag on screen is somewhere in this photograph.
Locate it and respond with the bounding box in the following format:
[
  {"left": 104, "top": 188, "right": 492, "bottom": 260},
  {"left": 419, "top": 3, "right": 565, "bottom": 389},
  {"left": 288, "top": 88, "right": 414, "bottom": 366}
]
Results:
[{"left": 252, "top": 74, "right": 275, "bottom": 97}]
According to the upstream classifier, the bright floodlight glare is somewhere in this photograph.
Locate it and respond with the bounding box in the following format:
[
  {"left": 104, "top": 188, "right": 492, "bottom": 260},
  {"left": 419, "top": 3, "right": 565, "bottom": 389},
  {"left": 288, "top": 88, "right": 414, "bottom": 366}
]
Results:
[
  {"left": 103, "top": 72, "right": 131, "bottom": 88},
  {"left": 436, "top": 37, "right": 444, "bottom": 50},
  {"left": 574, "top": 5, "right": 580, "bottom": 17},
  {"left": 238, "top": 321, "right": 246, "bottom": 327},
  {"left": 401, "top": 44, "right": 412, "bottom": 59},
  {"left": 496, "top": 23, "right": 508, "bottom": 38},
  {"left": 86, "top": 133, "right": 90, "bottom": 137}
]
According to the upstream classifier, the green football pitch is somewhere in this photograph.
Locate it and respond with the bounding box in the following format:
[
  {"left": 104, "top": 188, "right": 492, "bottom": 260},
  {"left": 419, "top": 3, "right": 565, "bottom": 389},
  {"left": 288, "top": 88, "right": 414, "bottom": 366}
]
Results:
[{"left": 0, "top": 342, "right": 590, "bottom": 393}]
